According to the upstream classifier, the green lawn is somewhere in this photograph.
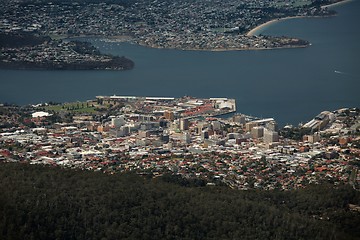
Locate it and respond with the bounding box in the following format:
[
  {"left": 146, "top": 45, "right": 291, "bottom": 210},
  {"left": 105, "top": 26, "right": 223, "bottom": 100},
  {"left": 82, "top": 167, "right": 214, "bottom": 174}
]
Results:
[{"left": 45, "top": 102, "right": 97, "bottom": 114}]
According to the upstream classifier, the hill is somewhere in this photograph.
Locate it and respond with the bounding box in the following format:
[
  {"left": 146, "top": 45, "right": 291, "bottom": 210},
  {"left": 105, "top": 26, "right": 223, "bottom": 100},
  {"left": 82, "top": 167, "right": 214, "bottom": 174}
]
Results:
[{"left": 0, "top": 163, "right": 359, "bottom": 240}]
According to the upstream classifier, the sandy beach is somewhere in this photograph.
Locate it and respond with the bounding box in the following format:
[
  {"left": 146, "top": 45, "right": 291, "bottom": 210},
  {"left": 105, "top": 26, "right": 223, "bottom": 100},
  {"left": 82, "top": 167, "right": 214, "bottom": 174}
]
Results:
[
  {"left": 247, "top": 0, "right": 353, "bottom": 36},
  {"left": 246, "top": 19, "right": 282, "bottom": 36},
  {"left": 321, "top": 0, "right": 353, "bottom": 9},
  {"left": 246, "top": 16, "right": 311, "bottom": 36}
]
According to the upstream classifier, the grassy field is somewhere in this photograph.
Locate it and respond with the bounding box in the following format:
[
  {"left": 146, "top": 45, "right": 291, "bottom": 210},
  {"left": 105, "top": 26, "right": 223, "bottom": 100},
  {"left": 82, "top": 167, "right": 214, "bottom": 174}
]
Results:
[{"left": 45, "top": 102, "right": 97, "bottom": 114}]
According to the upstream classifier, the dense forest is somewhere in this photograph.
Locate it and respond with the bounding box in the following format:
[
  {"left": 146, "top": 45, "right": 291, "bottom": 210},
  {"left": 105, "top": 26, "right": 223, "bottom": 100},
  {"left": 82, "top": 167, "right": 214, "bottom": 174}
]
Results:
[{"left": 0, "top": 163, "right": 359, "bottom": 240}]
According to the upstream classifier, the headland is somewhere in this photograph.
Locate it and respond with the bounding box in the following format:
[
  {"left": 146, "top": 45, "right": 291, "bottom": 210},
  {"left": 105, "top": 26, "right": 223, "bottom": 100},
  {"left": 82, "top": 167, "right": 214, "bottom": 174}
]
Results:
[
  {"left": 0, "top": 0, "right": 349, "bottom": 55},
  {"left": 0, "top": 32, "right": 134, "bottom": 71}
]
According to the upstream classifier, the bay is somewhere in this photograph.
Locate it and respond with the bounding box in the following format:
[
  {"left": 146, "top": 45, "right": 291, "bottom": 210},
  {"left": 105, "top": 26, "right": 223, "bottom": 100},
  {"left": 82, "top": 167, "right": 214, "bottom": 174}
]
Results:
[{"left": 0, "top": 0, "right": 359, "bottom": 126}]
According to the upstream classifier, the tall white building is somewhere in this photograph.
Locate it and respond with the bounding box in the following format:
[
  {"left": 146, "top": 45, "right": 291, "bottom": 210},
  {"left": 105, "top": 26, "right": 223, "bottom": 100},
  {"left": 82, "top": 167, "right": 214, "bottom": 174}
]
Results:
[
  {"left": 266, "top": 121, "right": 278, "bottom": 132},
  {"left": 263, "top": 128, "right": 279, "bottom": 144},
  {"left": 251, "top": 126, "right": 264, "bottom": 139}
]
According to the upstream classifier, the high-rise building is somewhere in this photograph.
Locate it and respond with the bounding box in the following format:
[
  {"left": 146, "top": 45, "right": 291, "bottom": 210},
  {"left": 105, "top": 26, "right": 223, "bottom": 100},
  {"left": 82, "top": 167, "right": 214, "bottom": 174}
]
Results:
[
  {"left": 245, "top": 121, "right": 258, "bottom": 132},
  {"left": 307, "top": 133, "right": 320, "bottom": 143},
  {"left": 180, "top": 118, "right": 189, "bottom": 131},
  {"left": 251, "top": 126, "right": 264, "bottom": 139},
  {"left": 266, "top": 121, "right": 278, "bottom": 132},
  {"left": 263, "top": 128, "right": 279, "bottom": 144}
]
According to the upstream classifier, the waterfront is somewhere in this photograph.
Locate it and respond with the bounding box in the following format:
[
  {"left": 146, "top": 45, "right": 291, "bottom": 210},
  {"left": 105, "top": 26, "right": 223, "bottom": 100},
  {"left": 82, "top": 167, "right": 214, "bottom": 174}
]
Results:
[{"left": 0, "top": 0, "right": 359, "bottom": 126}]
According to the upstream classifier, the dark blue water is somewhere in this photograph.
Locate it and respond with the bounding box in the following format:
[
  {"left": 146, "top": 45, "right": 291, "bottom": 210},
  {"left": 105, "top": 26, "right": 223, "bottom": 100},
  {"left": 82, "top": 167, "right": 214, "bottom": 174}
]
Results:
[{"left": 1, "top": 0, "right": 359, "bottom": 126}]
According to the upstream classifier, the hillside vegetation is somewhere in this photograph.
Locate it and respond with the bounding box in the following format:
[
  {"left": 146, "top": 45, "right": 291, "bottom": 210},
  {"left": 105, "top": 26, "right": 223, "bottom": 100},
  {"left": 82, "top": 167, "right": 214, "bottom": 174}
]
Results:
[{"left": 0, "top": 163, "right": 359, "bottom": 240}]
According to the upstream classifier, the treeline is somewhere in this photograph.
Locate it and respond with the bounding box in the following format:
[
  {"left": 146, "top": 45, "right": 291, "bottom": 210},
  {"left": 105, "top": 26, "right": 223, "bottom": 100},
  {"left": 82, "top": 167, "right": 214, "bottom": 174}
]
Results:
[
  {"left": 0, "top": 55, "right": 134, "bottom": 70},
  {"left": 0, "top": 163, "right": 359, "bottom": 240}
]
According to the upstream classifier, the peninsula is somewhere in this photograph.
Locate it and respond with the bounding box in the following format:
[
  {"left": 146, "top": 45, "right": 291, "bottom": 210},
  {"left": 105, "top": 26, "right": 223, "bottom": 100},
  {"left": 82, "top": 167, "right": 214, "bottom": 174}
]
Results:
[
  {"left": 0, "top": 31, "right": 134, "bottom": 70},
  {"left": 0, "top": 0, "right": 347, "bottom": 52}
]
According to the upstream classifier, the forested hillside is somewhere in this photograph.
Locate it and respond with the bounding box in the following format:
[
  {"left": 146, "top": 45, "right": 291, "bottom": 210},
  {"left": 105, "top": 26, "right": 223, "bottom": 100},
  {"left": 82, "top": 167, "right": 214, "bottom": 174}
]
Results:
[{"left": 0, "top": 163, "right": 359, "bottom": 240}]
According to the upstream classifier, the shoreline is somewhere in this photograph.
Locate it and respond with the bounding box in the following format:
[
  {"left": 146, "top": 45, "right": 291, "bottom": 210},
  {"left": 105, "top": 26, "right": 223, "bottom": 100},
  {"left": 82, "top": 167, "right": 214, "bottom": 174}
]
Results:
[
  {"left": 135, "top": 41, "right": 309, "bottom": 52},
  {"left": 246, "top": 15, "right": 332, "bottom": 37},
  {"left": 247, "top": 18, "right": 282, "bottom": 37},
  {"left": 63, "top": 0, "right": 352, "bottom": 53},
  {"left": 321, "top": 0, "right": 354, "bottom": 9},
  {"left": 247, "top": 0, "right": 352, "bottom": 36}
]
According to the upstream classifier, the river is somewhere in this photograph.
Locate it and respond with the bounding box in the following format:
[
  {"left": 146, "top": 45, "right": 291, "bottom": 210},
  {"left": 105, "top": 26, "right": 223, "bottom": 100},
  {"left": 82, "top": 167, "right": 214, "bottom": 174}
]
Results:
[{"left": 0, "top": 0, "right": 359, "bottom": 126}]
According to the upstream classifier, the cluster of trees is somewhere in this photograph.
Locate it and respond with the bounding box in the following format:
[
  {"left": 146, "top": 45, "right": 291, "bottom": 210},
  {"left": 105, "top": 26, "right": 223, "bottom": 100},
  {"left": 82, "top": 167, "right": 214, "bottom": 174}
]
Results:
[
  {"left": 0, "top": 32, "right": 50, "bottom": 48},
  {"left": 0, "top": 163, "right": 359, "bottom": 240},
  {"left": 279, "top": 127, "right": 313, "bottom": 140},
  {"left": 70, "top": 41, "right": 135, "bottom": 70}
]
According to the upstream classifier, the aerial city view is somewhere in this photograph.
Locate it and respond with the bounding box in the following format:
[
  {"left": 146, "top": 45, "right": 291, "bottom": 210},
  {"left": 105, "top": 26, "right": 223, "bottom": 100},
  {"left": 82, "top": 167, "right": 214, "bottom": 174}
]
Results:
[{"left": 0, "top": 0, "right": 359, "bottom": 239}]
